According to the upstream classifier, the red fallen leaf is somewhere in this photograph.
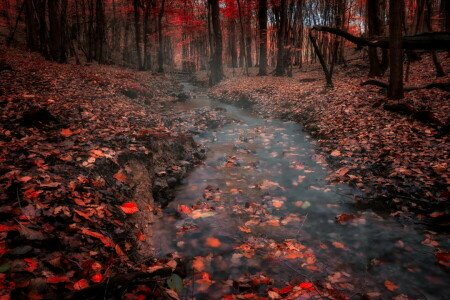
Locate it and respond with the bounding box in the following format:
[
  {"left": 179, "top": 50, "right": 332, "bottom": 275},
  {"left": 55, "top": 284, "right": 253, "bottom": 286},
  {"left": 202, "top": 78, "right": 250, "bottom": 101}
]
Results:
[
  {"left": 178, "top": 204, "right": 192, "bottom": 214},
  {"left": 74, "top": 279, "right": 89, "bottom": 290},
  {"left": 430, "top": 212, "right": 444, "bottom": 218},
  {"left": 299, "top": 282, "right": 314, "bottom": 290},
  {"left": 335, "top": 214, "right": 356, "bottom": 223},
  {"left": 120, "top": 202, "right": 139, "bottom": 214},
  {"left": 61, "top": 129, "right": 73, "bottom": 137},
  {"left": 46, "top": 276, "right": 71, "bottom": 284},
  {"left": 278, "top": 285, "right": 293, "bottom": 294},
  {"left": 79, "top": 227, "right": 114, "bottom": 247},
  {"left": 115, "top": 244, "right": 126, "bottom": 256},
  {"left": 91, "top": 273, "right": 102, "bottom": 283},
  {"left": 0, "top": 224, "right": 18, "bottom": 232},
  {"left": 24, "top": 258, "right": 38, "bottom": 272},
  {"left": 113, "top": 170, "right": 127, "bottom": 183},
  {"left": 74, "top": 209, "right": 93, "bottom": 221},
  {"left": 435, "top": 251, "right": 450, "bottom": 262},
  {"left": 384, "top": 280, "right": 398, "bottom": 291},
  {"left": 137, "top": 230, "right": 146, "bottom": 241}
]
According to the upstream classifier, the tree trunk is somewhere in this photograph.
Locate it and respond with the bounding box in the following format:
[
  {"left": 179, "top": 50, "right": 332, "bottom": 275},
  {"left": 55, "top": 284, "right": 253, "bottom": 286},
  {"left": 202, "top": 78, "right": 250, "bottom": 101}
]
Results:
[
  {"left": 258, "top": 0, "right": 268, "bottom": 76},
  {"left": 275, "top": 0, "right": 287, "bottom": 76},
  {"left": 367, "top": 0, "right": 383, "bottom": 77},
  {"left": 157, "top": 0, "right": 166, "bottom": 73},
  {"left": 133, "top": 0, "right": 143, "bottom": 70},
  {"left": 388, "top": 0, "right": 404, "bottom": 99},
  {"left": 95, "top": 0, "right": 106, "bottom": 64},
  {"left": 208, "top": 0, "right": 223, "bottom": 85}
]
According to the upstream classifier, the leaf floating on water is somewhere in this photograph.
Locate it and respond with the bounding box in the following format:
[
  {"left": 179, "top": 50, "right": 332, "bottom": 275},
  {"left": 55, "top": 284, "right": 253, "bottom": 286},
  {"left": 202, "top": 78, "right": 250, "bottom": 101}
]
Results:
[
  {"left": 435, "top": 251, "right": 450, "bottom": 266},
  {"left": 167, "top": 274, "right": 183, "bottom": 294},
  {"left": 332, "top": 241, "right": 346, "bottom": 249},
  {"left": 205, "top": 238, "right": 221, "bottom": 248},
  {"left": 335, "top": 213, "right": 357, "bottom": 224},
  {"left": 178, "top": 204, "right": 192, "bottom": 214},
  {"left": 238, "top": 226, "right": 251, "bottom": 233},
  {"left": 384, "top": 280, "right": 399, "bottom": 291},
  {"left": 301, "top": 201, "right": 311, "bottom": 209}
]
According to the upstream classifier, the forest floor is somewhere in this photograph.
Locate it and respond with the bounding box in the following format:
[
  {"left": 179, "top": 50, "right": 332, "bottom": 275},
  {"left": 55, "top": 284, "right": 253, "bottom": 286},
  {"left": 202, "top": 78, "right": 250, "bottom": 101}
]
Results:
[
  {"left": 199, "top": 53, "right": 449, "bottom": 230},
  {"left": 0, "top": 46, "right": 231, "bottom": 299},
  {"left": 1, "top": 45, "right": 449, "bottom": 300}
]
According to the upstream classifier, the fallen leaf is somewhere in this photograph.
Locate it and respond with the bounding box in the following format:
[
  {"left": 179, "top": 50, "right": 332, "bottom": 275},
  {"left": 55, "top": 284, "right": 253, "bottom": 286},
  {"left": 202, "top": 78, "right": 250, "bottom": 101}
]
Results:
[
  {"left": 113, "top": 170, "right": 127, "bottom": 183},
  {"left": 61, "top": 129, "right": 73, "bottom": 137},
  {"left": 46, "top": 276, "right": 71, "bottom": 284},
  {"left": 332, "top": 241, "right": 346, "bottom": 249},
  {"left": 384, "top": 280, "right": 398, "bottom": 291},
  {"left": 74, "top": 279, "right": 89, "bottom": 290},
  {"left": 120, "top": 202, "right": 139, "bottom": 214},
  {"left": 205, "top": 238, "right": 221, "bottom": 248},
  {"left": 91, "top": 273, "right": 102, "bottom": 283}
]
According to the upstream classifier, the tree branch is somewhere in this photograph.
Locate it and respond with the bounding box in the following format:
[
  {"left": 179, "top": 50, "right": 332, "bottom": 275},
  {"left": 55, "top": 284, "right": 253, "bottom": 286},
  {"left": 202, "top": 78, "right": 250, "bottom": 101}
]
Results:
[{"left": 312, "top": 26, "right": 450, "bottom": 50}]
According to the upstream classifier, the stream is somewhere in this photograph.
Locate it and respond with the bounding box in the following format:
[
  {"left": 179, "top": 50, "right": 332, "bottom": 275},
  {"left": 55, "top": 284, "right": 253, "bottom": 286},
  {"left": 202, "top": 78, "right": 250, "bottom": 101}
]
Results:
[{"left": 151, "top": 82, "right": 449, "bottom": 300}]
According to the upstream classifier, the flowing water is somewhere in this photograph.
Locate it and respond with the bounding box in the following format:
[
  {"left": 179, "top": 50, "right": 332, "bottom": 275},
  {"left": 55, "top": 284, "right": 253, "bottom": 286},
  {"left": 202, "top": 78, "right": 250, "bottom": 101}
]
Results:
[{"left": 151, "top": 82, "right": 449, "bottom": 299}]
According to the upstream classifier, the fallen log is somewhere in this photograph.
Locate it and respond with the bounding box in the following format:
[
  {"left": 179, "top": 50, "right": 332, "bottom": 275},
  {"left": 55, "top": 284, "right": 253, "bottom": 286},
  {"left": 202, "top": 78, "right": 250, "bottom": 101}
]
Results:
[{"left": 312, "top": 26, "right": 450, "bottom": 50}]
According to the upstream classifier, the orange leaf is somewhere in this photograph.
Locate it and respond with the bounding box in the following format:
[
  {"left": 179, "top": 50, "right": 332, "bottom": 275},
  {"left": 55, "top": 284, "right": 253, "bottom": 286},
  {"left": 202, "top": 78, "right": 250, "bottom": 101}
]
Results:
[
  {"left": 113, "top": 170, "right": 127, "bottom": 183},
  {"left": 137, "top": 230, "right": 146, "bottom": 241},
  {"left": 89, "top": 150, "right": 105, "bottom": 157},
  {"left": 192, "top": 257, "right": 205, "bottom": 272},
  {"left": 74, "top": 279, "right": 89, "bottom": 290},
  {"left": 120, "top": 202, "right": 139, "bottom": 214},
  {"left": 115, "top": 244, "right": 126, "bottom": 256},
  {"left": 46, "top": 276, "right": 71, "bottom": 284},
  {"left": 91, "top": 273, "right": 102, "bottom": 283},
  {"left": 178, "top": 204, "right": 192, "bottom": 214},
  {"left": 61, "top": 129, "right": 73, "bottom": 137},
  {"left": 205, "top": 238, "right": 221, "bottom": 248},
  {"left": 384, "top": 280, "right": 398, "bottom": 291},
  {"left": 332, "top": 241, "right": 346, "bottom": 249},
  {"left": 79, "top": 227, "right": 114, "bottom": 247},
  {"left": 238, "top": 226, "right": 251, "bottom": 233}
]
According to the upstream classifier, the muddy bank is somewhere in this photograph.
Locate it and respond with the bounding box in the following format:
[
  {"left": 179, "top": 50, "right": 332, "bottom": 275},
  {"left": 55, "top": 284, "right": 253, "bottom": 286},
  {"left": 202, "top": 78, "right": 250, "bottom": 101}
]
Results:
[
  {"left": 0, "top": 47, "right": 226, "bottom": 299},
  {"left": 207, "top": 60, "right": 449, "bottom": 229}
]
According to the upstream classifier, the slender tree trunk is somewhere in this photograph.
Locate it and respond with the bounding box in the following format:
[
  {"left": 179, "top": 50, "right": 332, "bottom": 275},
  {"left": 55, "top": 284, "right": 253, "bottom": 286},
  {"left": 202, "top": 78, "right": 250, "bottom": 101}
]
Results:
[
  {"left": 236, "top": 0, "right": 248, "bottom": 74},
  {"left": 157, "top": 0, "right": 166, "bottom": 73},
  {"left": 229, "top": 19, "right": 238, "bottom": 68},
  {"left": 275, "top": 0, "right": 287, "bottom": 76},
  {"left": 388, "top": 0, "right": 404, "bottom": 99},
  {"left": 208, "top": 0, "right": 223, "bottom": 85},
  {"left": 133, "top": 0, "right": 143, "bottom": 70},
  {"left": 95, "top": 0, "right": 106, "bottom": 64},
  {"left": 258, "top": 0, "right": 267, "bottom": 76},
  {"left": 367, "top": 0, "right": 383, "bottom": 77}
]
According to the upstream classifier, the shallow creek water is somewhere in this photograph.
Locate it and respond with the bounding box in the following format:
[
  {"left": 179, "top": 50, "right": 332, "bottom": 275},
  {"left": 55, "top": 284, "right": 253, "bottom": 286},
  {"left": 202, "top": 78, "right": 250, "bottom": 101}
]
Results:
[{"left": 151, "top": 83, "right": 449, "bottom": 299}]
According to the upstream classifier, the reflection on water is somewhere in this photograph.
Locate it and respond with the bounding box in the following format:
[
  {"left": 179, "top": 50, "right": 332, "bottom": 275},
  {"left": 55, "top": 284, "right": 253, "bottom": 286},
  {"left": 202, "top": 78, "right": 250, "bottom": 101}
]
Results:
[{"left": 151, "top": 83, "right": 450, "bottom": 300}]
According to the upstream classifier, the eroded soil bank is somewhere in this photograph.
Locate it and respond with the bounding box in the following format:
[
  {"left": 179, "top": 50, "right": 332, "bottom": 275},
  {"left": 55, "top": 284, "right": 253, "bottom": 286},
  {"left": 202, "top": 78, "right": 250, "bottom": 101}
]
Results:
[{"left": 205, "top": 56, "right": 449, "bottom": 230}]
